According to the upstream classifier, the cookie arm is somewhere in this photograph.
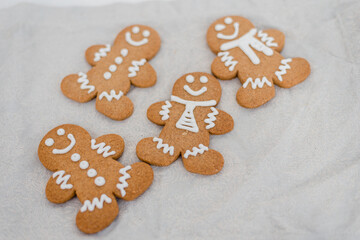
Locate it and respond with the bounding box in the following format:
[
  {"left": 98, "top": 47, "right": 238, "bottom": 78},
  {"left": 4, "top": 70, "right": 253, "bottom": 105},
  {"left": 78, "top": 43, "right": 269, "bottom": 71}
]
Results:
[
  {"left": 147, "top": 101, "right": 171, "bottom": 125},
  {"left": 85, "top": 44, "right": 111, "bottom": 66},
  {"left": 256, "top": 29, "right": 285, "bottom": 52},
  {"left": 45, "top": 171, "right": 75, "bottom": 204},
  {"left": 90, "top": 134, "right": 125, "bottom": 160},
  {"left": 211, "top": 51, "right": 239, "bottom": 80},
  {"left": 129, "top": 61, "right": 157, "bottom": 88},
  {"left": 206, "top": 108, "right": 234, "bottom": 135}
]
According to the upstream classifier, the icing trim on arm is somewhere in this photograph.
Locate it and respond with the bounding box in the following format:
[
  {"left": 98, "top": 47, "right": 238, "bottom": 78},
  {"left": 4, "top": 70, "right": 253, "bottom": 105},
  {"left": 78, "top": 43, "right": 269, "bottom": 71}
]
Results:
[
  {"left": 204, "top": 107, "right": 219, "bottom": 130},
  {"left": 52, "top": 170, "right": 73, "bottom": 189},
  {"left": 116, "top": 165, "right": 131, "bottom": 197},
  {"left": 93, "top": 44, "right": 111, "bottom": 62},
  {"left": 128, "top": 59, "right": 147, "bottom": 77},
  {"left": 275, "top": 58, "right": 292, "bottom": 82},
  {"left": 183, "top": 144, "right": 209, "bottom": 159},
  {"left": 99, "top": 90, "right": 123, "bottom": 101},
  {"left": 159, "top": 101, "right": 172, "bottom": 120},
  {"left": 80, "top": 194, "right": 112, "bottom": 212},
  {"left": 52, "top": 134, "right": 76, "bottom": 154},
  {"left": 242, "top": 77, "right": 272, "bottom": 89},
  {"left": 90, "top": 139, "right": 116, "bottom": 158},
  {"left": 217, "top": 51, "right": 238, "bottom": 71},
  {"left": 77, "top": 72, "right": 95, "bottom": 94},
  {"left": 257, "top": 30, "right": 278, "bottom": 47}
]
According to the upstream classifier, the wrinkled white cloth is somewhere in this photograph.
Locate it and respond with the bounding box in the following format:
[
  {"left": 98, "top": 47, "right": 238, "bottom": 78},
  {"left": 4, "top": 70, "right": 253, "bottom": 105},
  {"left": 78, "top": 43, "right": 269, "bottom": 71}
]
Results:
[{"left": 0, "top": 0, "right": 359, "bottom": 239}]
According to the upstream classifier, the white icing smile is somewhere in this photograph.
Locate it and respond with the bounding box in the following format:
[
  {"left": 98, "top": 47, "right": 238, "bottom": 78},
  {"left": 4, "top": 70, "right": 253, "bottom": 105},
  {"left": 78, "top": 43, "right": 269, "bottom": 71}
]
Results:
[
  {"left": 184, "top": 85, "right": 207, "bottom": 96},
  {"left": 125, "top": 26, "right": 150, "bottom": 47},
  {"left": 52, "top": 133, "right": 76, "bottom": 154},
  {"left": 217, "top": 22, "right": 239, "bottom": 40}
]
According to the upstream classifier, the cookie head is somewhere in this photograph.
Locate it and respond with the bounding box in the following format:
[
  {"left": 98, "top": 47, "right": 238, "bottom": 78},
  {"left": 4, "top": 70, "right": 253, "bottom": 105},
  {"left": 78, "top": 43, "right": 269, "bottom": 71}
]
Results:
[
  {"left": 114, "top": 25, "right": 161, "bottom": 59},
  {"left": 38, "top": 124, "right": 90, "bottom": 171},
  {"left": 207, "top": 16, "right": 255, "bottom": 53},
  {"left": 172, "top": 72, "right": 221, "bottom": 103}
]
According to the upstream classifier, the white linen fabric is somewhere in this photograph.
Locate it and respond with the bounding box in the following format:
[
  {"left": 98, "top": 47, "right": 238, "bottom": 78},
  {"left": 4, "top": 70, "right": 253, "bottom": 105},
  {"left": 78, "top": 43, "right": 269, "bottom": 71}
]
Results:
[{"left": 0, "top": 0, "right": 359, "bottom": 239}]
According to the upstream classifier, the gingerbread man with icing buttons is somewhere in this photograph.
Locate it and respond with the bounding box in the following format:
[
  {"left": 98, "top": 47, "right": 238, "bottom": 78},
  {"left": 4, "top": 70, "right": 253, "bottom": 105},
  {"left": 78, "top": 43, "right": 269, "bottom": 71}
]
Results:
[
  {"left": 61, "top": 25, "right": 161, "bottom": 120},
  {"left": 38, "top": 124, "right": 153, "bottom": 234},
  {"left": 136, "top": 72, "right": 234, "bottom": 175},
  {"left": 207, "top": 16, "right": 311, "bottom": 108}
]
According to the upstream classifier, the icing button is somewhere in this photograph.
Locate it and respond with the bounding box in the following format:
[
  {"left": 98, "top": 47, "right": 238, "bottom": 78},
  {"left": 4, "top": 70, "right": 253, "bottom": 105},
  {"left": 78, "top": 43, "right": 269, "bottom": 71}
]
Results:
[
  {"left": 109, "top": 64, "right": 117, "bottom": 72},
  {"left": 79, "top": 161, "right": 89, "bottom": 170},
  {"left": 71, "top": 153, "right": 81, "bottom": 162},
  {"left": 115, "top": 57, "right": 123, "bottom": 65},
  {"left": 121, "top": 49, "right": 128, "bottom": 57},
  {"left": 104, "top": 72, "right": 111, "bottom": 80},
  {"left": 95, "top": 176, "right": 106, "bottom": 186},
  {"left": 87, "top": 168, "right": 97, "bottom": 178}
]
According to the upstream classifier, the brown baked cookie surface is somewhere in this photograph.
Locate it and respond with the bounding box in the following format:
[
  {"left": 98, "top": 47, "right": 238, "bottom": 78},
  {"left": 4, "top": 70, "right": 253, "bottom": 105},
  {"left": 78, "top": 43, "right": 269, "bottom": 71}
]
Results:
[
  {"left": 38, "top": 124, "right": 153, "bottom": 234},
  {"left": 207, "top": 16, "right": 310, "bottom": 108},
  {"left": 61, "top": 25, "right": 161, "bottom": 120},
  {"left": 136, "top": 72, "right": 234, "bottom": 175}
]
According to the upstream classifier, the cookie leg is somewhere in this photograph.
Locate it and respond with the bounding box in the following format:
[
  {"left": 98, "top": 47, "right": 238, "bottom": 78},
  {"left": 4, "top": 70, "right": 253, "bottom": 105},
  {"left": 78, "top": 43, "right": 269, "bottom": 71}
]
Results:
[
  {"left": 182, "top": 145, "right": 224, "bottom": 175},
  {"left": 136, "top": 137, "right": 180, "bottom": 166},
  {"left": 113, "top": 162, "right": 154, "bottom": 201},
  {"left": 95, "top": 90, "right": 134, "bottom": 120},
  {"left": 76, "top": 193, "right": 118, "bottom": 234},
  {"left": 236, "top": 75, "right": 275, "bottom": 108},
  {"left": 272, "top": 57, "right": 310, "bottom": 88},
  {"left": 61, "top": 72, "right": 97, "bottom": 103}
]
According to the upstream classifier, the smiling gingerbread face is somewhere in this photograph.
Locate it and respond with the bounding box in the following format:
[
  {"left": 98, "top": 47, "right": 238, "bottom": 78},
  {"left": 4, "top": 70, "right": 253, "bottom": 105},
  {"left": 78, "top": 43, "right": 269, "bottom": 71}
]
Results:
[
  {"left": 172, "top": 72, "right": 221, "bottom": 103},
  {"left": 114, "top": 24, "right": 161, "bottom": 59},
  {"left": 38, "top": 125, "right": 91, "bottom": 171},
  {"left": 207, "top": 16, "right": 255, "bottom": 53}
]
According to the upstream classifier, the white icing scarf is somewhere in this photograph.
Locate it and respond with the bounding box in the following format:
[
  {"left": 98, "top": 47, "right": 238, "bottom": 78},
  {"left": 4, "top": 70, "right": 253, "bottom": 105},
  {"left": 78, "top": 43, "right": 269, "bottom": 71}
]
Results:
[{"left": 171, "top": 95, "right": 216, "bottom": 133}]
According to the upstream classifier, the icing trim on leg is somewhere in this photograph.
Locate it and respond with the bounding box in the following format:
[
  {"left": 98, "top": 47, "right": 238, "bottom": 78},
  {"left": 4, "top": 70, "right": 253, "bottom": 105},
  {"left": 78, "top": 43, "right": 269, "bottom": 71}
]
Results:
[
  {"left": 183, "top": 144, "right": 209, "bottom": 159},
  {"left": 94, "top": 44, "right": 111, "bottom": 62},
  {"left": 159, "top": 101, "right": 172, "bottom": 120},
  {"left": 80, "top": 194, "right": 112, "bottom": 212},
  {"left": 242, "top": 77, "right": 272, "bottom": 89},
  {"left": 98, "top": 90, "right": 124, "bottom": 101},
  {"left": 275, "top": 58, "right": 292, "bottom": 82},
  {"left": 117, "top": 166, "right": 131, "bottom": 197},
  {"left": 153, "top": 137, "right": 174, "bottom": 155},
  {"left": 77, "top": 72, "right": 95, "bottom": 93},
  {"left": 217, "top": 51, "right": 238, "bottom": 71}
]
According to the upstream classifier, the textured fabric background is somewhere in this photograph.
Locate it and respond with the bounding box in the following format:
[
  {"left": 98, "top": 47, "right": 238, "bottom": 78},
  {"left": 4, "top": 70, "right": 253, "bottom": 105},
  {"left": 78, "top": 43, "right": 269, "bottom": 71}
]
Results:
[{"left": 0, "top": 0, "right": 359, "bottom": 239}]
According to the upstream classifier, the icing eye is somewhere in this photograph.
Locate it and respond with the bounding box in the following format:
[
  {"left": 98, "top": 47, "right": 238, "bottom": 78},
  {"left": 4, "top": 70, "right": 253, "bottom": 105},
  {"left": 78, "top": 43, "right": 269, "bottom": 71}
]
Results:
[
  {"left": 200, "top": 76, "right": 208, "bottom": 83},
  {"left": 45, "top": 138, "right": 54, "bottom": 147},
  {"left": 132, "top": 26, "right": 140, "bottom": 34},
  {"left": 215, "top": 24, "right": 226, "bottom": 31},
  {"left": 79, "top": 161, "right": 89, "bottom": 169},
  {"left": 115, "top": 57, "right": 123, "bottom": 64},
  {"left": 71, "top": 153, "right": 81, "bottom": 162},
  {"left": 186, "top": 75, "right": 194, "bottom": 83},
  {"left": 95, "top": 176, "right": 106, "bottom": 186},
  {"left": 120, "top": 48, "right": 128, "bottom": 57},
  {"left": 87, "top": 169, "right": 97, "bottom": 177},
  {"left": 224, "top": 17, "right": 233, "bottom": 24},
  {"left": 143, "top": 30, "right": 150, "bottom": 37},
  {"left": 57, "top": 128, "right": 65, "bottom": 136}
]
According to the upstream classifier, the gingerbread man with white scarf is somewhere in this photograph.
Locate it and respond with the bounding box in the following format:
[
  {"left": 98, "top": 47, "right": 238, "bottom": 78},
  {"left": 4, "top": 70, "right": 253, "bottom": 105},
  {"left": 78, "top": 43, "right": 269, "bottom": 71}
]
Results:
[
  {"left": 136, "top": 72, "right": 234, "bottom": 175},
  {"left": 38, "top": 124, "right": 153, "bottom": 233},
  {"left": 207, "top": 16, "right": 311, "bottom": 108},
  {"left": 61, "top": 25, "right": 161, "bottom": 120}
]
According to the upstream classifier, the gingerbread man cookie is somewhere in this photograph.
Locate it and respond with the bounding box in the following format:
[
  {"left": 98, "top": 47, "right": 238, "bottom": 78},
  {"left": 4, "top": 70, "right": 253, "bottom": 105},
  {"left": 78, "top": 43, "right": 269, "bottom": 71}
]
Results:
[
  {"left": 38, "top": 124, "right": 153, "bottom": 233},
  {"left": 136, "top": 72, "right": 234, "bottom": 175},
  {"left": 207, "top": 16, "right": 311, "bottom": 108},
  {"left": 61, "top": 25, "right": 161, "bottom": 120}
]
